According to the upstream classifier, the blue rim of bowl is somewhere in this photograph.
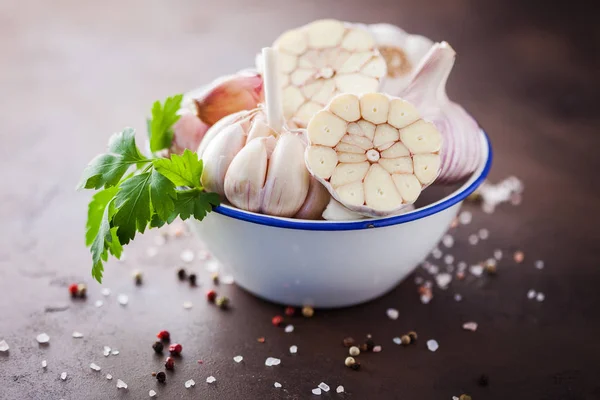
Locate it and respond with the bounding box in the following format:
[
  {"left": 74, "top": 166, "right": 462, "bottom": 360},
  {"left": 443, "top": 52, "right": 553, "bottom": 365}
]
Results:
[{"left": 213, "top": 129, "right": 493, "bottom": 231}]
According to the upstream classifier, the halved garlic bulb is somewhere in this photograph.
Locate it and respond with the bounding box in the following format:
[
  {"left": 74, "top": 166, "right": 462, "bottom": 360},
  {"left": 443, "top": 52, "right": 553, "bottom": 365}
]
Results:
[
  {"left": 305, "top": 92, "right": 442, "bottom": 216},
  {"left": 271, "top": 19, "right": 387, "bottom": 127},
  {"left": 368, "top": 24, "right": 434, "bottom": 96}
]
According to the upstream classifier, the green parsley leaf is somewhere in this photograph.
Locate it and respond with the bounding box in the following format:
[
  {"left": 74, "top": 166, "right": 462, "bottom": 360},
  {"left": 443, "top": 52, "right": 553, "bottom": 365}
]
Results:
[
  {"left": 90, "top": 199, "right": 118, "bottom": 283},
  {"left": 149, "top": 94, "right": 184, "bottom": 153},
  {"left": 153, "top": 149, "right": 204, "bottom": 188},
  {"left": 149, "top": 169, "right": 176, "bottom": 221},
  {"left": 113, "top": 172, "right": 152, "bottom": 245},
  {"left": 79, "top": 128, "right": 149, "bottom": 190},
  {"left": 174, "top": 188, "right": 220, "bottom": 221},
  {"left": 85, "top": 186, "right": 119, "bottom": 247}
]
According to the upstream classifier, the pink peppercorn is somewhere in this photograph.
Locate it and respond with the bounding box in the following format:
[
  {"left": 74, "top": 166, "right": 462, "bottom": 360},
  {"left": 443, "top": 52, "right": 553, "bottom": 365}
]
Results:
[
  {"left": 165, "top": 357, "right": 175, "bottom": 370},
  {"left": 157, "top": 330, "right": 170, "bottom": 341},
  {"left": 169, "top": 343, "right": 182, "bottom": 355},
  {"left": 284, "top": 306, "right": 295, "bottom": 317},
  {"left": 68, "top": 283, "right": 78, "bottom": 297},
  {"left": 272, "top": 315, "right": 284, "bottom": 327},
  {"left": 206, "top": 290, "right": 217, "bottom": 302}
]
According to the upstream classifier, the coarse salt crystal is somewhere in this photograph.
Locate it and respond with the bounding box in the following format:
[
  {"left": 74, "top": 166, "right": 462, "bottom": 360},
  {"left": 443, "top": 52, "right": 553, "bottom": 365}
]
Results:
[
  {"left": 373, "top": 345, "right": 382, "bottom": 352},
  {"left": 149, "top": 389, "right": 157, "bottom": 397},
  {"left": 494, "top": 249, "right": 503, "bottom": 260},
  {"left": 197, "top": 249, "right": 210, "bottom": 260},
  {"left": 386, "top": 308, "right": 399, "bottom": 320},
  {"left": 289, "top": 345, "right": 298, "bottom": 354},
  {"left": 442, "top": 234, "right": 454, "bottom": 248},
  {"left": 420, "top": 294, "right": 432, "bottom": 304},
  {"left": 117, "top": 294, "right": 128, "bottom": 306},
  {"left": 265, "top": 357, "right": 281, "bottom": 366},
  {"left": 116, "top": 379, "right": 128, "bottom": 389},
  {"left": 221, "top": 275, "right": 235, "bottom": 284},
  {"left": 435, "top": 273, "right": 452, "bottom": 289},
  {"left": 527, "top": 289, "right": 536, "bottom": 299},
  {"left": 41, "top": 360, "right": 47, "bottom": 368},
  {"left": 101, "top": 288, "right": 111, "bottom": 296},
  {"left": 95, "top": 300, "right": 103, "bottom": 307},
  {"left": 106, "top": 374, "right": 112, "bottom": 380},
  {"left": 536, "top": 292, "right": 545, "bottom": 302},
  {"left": 431, "top": 248, "right": 442, "bottom": 259},
  {"left": 90, "top": 363, "right": 101, "bottom": 371},
  {"left": 470, "top": 265, "right": 483, "bottom": 276},
  {"left": 535, "top": 260, "right": 544, "bottom": 270},
  {"left": 468, "top": 234, "right": 479, "bottom": 245},
  {"left": 427, "top": 264, "right": 439, "bottom": 275},
  {"left": 0, "top": 340, "right": 9, "bottom": 352},
  {"left": 60, "top": 372, "right": 67, "bottom": 381},
  {"left": 318, "top": 382, "right": 330, "bottom": 392},
  {"left": 454, "top": 294, "right": 462, "bottom": 302},
  {"left": 457, "top": 261, "right": 467, "bottom": 271},
  {"left": 393, "top": 337, "right": 401, "bottom": 345},
  {"left": 478, "top": 228, "right": 489, "bottom": 240},
  {"left": 444, "top": 255, "right": 454, "bottom": 265},
  {"left": 103, "top": 346, "right": 111, "bottom": 356},
  {"left": 459, "top": 211, "right": 472, "bottom": 225},
  {"left": 183, "top": 301, "right": 193, "bottom": 309},
  {"left": 462, "top": 322, "right": 478, "bottom": 332},
  {"left": 180, "top": 249, "right": 195, "bottom": 263},
  {"left": 274, "top": 382, "right": 282, "bottom": 388},
  {"left": 336, "top": 386, "right": 345, "bottom": 393},
  {"left": 111, "top": 350, "right": 119, "bottom": 355},
  {"left": 414, "top": 276, "right": 424, "bottom": 285},
  {"left": 36, "top": 333, "right": 50, "bottom": 344},
  {"left": 284, "top": 325, "right": 294, "bottom": 333},
  {"left": 146, "top": 246, "right": 158, "bottom": 257},
  {"left": 427, "top": 340, "right": 439, "bottom": 352},
  {"left": 72, "top": 332, "right": 83, "bottom": 338},
  {"left": 185, "top": 379, "right": 196, "bottom": 388},
  {"left": 204, "top": 260, "right": 220, "bottom": 272},
  {"left": 206, "top": 376, "right": 216, "bottom": 384},
  {"left": 233, "top": 355, "right": 243, "bottom": 363},
  {"left": 312, "top": 388, "right": 322, "bottom": 395}
]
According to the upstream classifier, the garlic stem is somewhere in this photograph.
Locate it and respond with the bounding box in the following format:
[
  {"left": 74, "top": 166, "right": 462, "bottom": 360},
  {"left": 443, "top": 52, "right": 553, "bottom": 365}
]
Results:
[
  {"left": 403, "top": 42, "right": 455, "bottom": 105},
  {"left": 262, "top": 47, "right": 284, "bottom": 132}
]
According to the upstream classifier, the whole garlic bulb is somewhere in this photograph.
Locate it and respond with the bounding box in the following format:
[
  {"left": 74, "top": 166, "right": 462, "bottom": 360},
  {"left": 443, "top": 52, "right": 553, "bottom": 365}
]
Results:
[
  {"left": 367, "top": 23, "right": 434, "bottom": 96},
  {"left": 400, "top": 42, "right": 482, "bottom": 183},
  {"left": 170, "top": 71, "right": 264, "bottom": 154},
  {"left": 200, "top": 109, "right": 329, "bottom": 218}
]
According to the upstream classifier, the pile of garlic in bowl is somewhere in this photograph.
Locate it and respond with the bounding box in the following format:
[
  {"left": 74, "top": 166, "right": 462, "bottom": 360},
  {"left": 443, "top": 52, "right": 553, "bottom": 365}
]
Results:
[{"left": 79, "top": 19, "right": 491, "bottom": 307}]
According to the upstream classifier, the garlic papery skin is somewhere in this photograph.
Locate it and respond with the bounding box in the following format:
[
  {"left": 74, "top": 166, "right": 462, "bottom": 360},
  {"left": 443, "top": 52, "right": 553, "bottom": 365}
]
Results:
[
  {"left": 268, "top": 19, "right": 387, "bottom": 128},
  {"left": 367, "top": 24, "right": 434, "bottom": 96},
  {"left": 305, "top": 92, "right": 442, "bottom": 217},
  {"left": 400, "top": 42, "right": 482, "bottom": 184},
  {"left": 171, "top": 72, "right": 264, "bottom": 154}
]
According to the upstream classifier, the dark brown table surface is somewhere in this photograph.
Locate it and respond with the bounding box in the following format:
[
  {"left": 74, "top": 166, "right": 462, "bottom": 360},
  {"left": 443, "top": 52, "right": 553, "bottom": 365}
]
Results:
[{"left": 1, "top": 0, "right": 599, "bottom": 399}]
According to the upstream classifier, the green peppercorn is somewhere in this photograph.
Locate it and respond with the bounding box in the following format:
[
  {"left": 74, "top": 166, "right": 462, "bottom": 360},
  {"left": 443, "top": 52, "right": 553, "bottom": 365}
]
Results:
[
  {"left": 133, "top": 270, "right": 143, "bottom": 285},
  {"left": 349, "top": 346, "right": 360, "bottom": 356},
  {"left": 344, "top": 356, "right": 355, "bottom": 367},
  {"left": 216, "top": 296, "right": 229, "bottom": 309},
  {"left": 459, "top": 395, "right": 472, "bottom": 400},
  {"left": 211, "top": 273, "right": 219, "bottom": 284},
  {"left": 301, "top": 306, "right": 314, "bottom": 317},
  {"left": 401, "top": 335, "right": 411, "bottom": 345}
]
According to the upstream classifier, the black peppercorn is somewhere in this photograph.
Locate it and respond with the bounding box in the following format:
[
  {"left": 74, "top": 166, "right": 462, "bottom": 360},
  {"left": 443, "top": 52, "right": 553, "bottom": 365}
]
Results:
[
  {"left": 350, "top": 361, "right": 361, "bottom": 371},
  {"left": 478, "top": 374, "right": 489, "bottom": 387},
  {"left": 188, "top": 273, "right": 197, "bottom": 286},
  {"left": 156, "top": 371, "right": 166, "bottom": 383},
  {"left": 152, "top": 341, "right": 164, "bottom": 354},
  {"left": 177, "top": 268, "right": 187, "bottom": 281},
  {"left": 365, "top": 337, "right": 375, "bottom": 351},
  {"left": 408, "top": 331, "right": 418, "bottom": 343}
]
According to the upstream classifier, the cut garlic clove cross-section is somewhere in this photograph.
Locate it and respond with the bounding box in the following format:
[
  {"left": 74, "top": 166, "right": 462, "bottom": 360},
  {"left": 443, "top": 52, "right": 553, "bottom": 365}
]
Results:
[
  {"left": 305, "top": 92, "right": 442, "bottom": 216},
  {"left": 271, "top": 19, "right": 387, "bottom": 127}
]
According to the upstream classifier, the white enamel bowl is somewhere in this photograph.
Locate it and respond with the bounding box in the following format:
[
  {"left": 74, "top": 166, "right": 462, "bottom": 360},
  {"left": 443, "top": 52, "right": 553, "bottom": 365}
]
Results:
[{"left": 190, "top": 130, "right": 492, "bottom": 308}]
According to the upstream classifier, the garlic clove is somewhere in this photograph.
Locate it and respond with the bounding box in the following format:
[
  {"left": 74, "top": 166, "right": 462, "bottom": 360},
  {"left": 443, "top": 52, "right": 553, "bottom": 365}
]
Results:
[
  {"left": 269, "top": 19, "right": 387, "bottom": 127},
  {"left": 201, "top": 122, "right": 248, "bottom": 196},
  {"left": 261, "top": 133, "right": 310, "bottom": 217},
  {"left": 224, "top": 136, "right": 273, "bottom": 212},
  {"left": 400, "top": 42, "right": 482, "bottom": 183},
  {"left": 322, "top": 198, "right": 365, "bottom": 220},
  {"left": 305, "top": 92, "right": 442, "bottom": 217},
  {"left": 197, "top": 109, "right": 256, "bottom": 157},
  {"left": 294, "top": 176, "right": 331, "bottom": 220},
  {"left": 194, "top": 72, "right": 264, "bottom": 126},
  {"left": 307, "top": 110, "right": 348, "bottom": 147},
  {"left": 329, "top": 93, "right": 361, "bottom": 122}
]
